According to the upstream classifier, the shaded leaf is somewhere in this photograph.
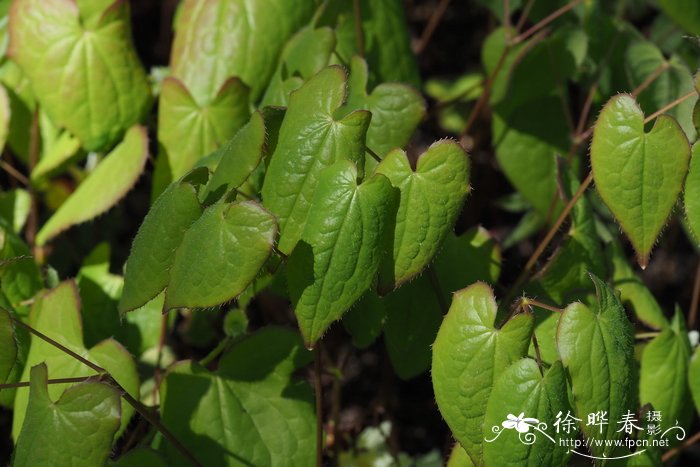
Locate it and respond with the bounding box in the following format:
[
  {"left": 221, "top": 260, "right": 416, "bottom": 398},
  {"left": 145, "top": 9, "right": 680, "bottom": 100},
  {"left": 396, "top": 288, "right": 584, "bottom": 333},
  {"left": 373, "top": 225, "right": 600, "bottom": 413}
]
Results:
[
  {"left": 12, "top": 363, "right": 120, "bottom": 467},
  {"left": 288, "top": 161, "right": 396, "bottom": 347},
  {"left": 36, "top": 125, "right": 149, "bottom": 245},
  {"left": 343, "top": 291, "right": 387, "bottom": 349},
  {"left": 432, "top": 282, "right": 534, "bottom": 466},
  {"left": 657, "top": 0, "right": 700, "bottom": 35},
  {"left": 591, "top": 94, "right": 690, "bottom": 267},
  {"left": 0, "top": 307, "right": 15, "bottom": 384},
  {"left": 685, "top": 142, "right": 700, "bottom": 244},
  {"left": 160, "top": 327, "right": 316, "bottom": 466}
]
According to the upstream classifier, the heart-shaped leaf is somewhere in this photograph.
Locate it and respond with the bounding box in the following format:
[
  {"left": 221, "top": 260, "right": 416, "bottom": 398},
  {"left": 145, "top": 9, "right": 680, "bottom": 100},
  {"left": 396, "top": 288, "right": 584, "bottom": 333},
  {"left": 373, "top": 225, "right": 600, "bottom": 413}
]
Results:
[
  {"left": 432, "top": 282, "right": 534, "bottom": 466},
  {"left": 556, "top": 274, "right": 635, "bottom": 458},
  {"left": 153, "top": 77, "right": 250, "bottom": 196},
  {"left": 482, "top": 360, "right": 571, "bottom": 467},
  {"left": 591, "top": 94, "right": 690, "bottom": 267},
  {"left": 9, "top": 0, "right": 151, "bottom": 151},
  {"left": 36, "top": 125, "right": 149, "bottom": 246},
  {"left": 160, "top": 326, "right": 316, "bottom": 466},
  {"left": 685, "top": 142, "right": 700, "bottom": 243},
  {"left": 12, "top": 281, "right": 139, "bottom": 440},
  {"left": 288, "top": 161, "right": 396, "bottom": 347},
  {"left": 119, "top": 174, "right": 204, "bottom": 314},
  {"left": 376, "top": 141, "right": 469, "bottom": 293},
  {"left": 165, "top": 200, "right": 277, "bottom": 310},
  {"left": 262, "top": 66, "right": 371, "bottom": 254},
  {"left": 13, "top": 363, "right": 121, "bottom": 467},
  {"left": 640, "top": 309, "right": 693, "bottom": 432}
]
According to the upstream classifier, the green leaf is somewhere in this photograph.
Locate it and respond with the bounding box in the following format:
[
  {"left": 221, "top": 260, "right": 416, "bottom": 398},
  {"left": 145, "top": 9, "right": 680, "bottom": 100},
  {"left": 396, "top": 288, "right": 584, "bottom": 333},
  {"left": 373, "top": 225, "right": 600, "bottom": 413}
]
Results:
[
  {"left": 609, "top": 239, "right": 668, "bottom": 330},
  {"left": 12, "top": 363, "right": 121, "bottom": 467},
  {"left": 343, "top": 291, "right": 387, "bottom": 349},
  {"left": 0, "top": 58, "right": 34, "bottom": 161},
  {"left": 0, "top": 221, "right": 42, "bottom": 313},
  {"left": 120, "top": 175, "right": 203, "bottom": 313},
  {"left": 0, "top": 82, "right": 9, "bottom": 153},
  {"left": 326, "top": 0, "right": 420, "bottom": 87},
  {"left": 9, "top": 0, "right": 151, "bottom": 151},
  {"left": 169, "top": 0, "right": 317, "bottom": 104},
  {"left": 433, "top": 227, "right": 502, "bottom": 300},
  {"left": 160, "top": 326, "right": 316, "bottom": 466},
  {"left": 343, "top": 56, "right": 425, "bottom": 159},
  {"left": 154, "top": 76, "right": 250, "bottom": 195},
  {"left": 0, "top": 188, "right": 30, "bottom": 233},
  {"left": 640, "top": 310, "right": 692, "bottom": 432},
  {"left": 482, "top": 360, "right": 571, "bottom": 467},
  {"left": 384, "top": 274, "right": 443, "bottom": 379},
  {"left": 36, "top": 125, "right": 149, "bottom": 246},
  {"left": 288, "top": 161, "right": 396, "bottom": 347},
  {"left": 0, "top": 307, "right": 16, "bottom": 384},
  {"left": 31, "top": 130, "right": 82, "bottom": 183},
  {"left": 12, "top": 281, "right": 139, "bottom": 439},
  {"left": 556, "top": 274, "right": 635, "bottom": 457},
  {"left": 591, "top": 94, "right": 691, "bottom": 267},
  {"left": 262, "top": 66, "right": 371, "bottom": 254},
  {"left": 376, "top": 141, "right": 469, "bottom": 293},
  {"left": 432, "top": 283, "right": 534, "bottom": 466},
  {"left": 447, "top": 445, "right": 475, "bottom": 467},
  {"left": 200, "top": 111, "right": 266, "bottom": 204},
  {"left": 685, "top": 142, "right": 700, "bottom": 244},
  {"left": 109, "top": 448, "right": 167, "bottom": 467},
  {"left": 260, "top": 27, "right": 337, "bottom": 107},
  {"left": 657, "top": 0, "right": 700, "bottom": 35},
  {"left": 689, "top": 346, "right": 700, "bottom": 414},
  {"left": 165, "top": 200, "right": 277, "bottom": 310}
]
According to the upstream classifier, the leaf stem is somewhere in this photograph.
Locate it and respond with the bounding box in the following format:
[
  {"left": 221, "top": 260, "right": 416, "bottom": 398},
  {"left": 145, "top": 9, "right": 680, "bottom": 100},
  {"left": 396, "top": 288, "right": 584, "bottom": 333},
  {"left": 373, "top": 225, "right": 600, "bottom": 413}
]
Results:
[
  {"left": 631, "top": 61, "right": 671, "bottom": 99},
  {"left": 26, "top": 109, "right": 39, "bottom": 253},
  {"left": 689, "top": 258, "right": 700, "bottom": 329},
  {"left": 520, "top": 297, "right": 564, "bottom": 313},
  {"left": 635, "top": 332, "right": 660, "bottom": 340},
  {"left": 199, "top": 336, "right": 231, "bottom": 367},
  {"left": 531, "top": 334, "right": 544, "bottom": 376},
  {"left": 0, "top": 159, "right": 29, "bottom": 186},
  {"left": 661, "top": 430, "right": 700, "bottom": 462},
  {"left": 514, "top": 0, "right": 536, "bottom": 33},
  {"left": 414, "top": 0, "right": 452, "bottom": 55},
  {"left": 510, "top": 0, "right": 584, "bottom": 45},
  {"left": 9, "top": 315, "right": 202, "bottom": 467},
  {"left": 352, "top": 0, "right": 365, "bottom": 57},
  {"left": 644, "top": 90, "right": 696, "bottom": 124},
  {"left": 366, "top": 146, "right": 382, "bottom": 163},
  {"left": 314, "top": 346, "right": 324, "bottom": 467}
]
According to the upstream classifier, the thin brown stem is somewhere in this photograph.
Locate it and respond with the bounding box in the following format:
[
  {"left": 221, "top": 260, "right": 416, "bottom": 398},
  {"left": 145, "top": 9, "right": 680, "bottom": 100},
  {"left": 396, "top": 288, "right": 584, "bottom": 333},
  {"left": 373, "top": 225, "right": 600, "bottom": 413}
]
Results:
[
  {"left": 662, "top": 431, "right": 700, "bottom": 462},
  {"left": 366, "top": 146, "right": 382, "bottom": 163},
  {"left": 631, "top": 61, "right": 671, "bottom": 98},
  {"left": 352, "top": 0, "right": 365, "bottom": 57},
  {"left": 644, "top": 90, "right": 696, "bottom": 123},
  {"left": 315, "top": 346, "right": 324, "bottom": 467},
  {"left": 689, "top": 259, "right": 700, "bottom": 329},
  {"left": 11, "top": 315, "right": 106, "bottom": 374},
  {"left": 0, "top": 376, "right": 96, "bottom": 389},
  {"left": 515, "top": 0, "right": 536, "bottom": 32},
  {"left": 26, "top": 110, "right": 39, "bottom": 251},
  {"left": 531, "top": 334, "right": 544, "bottom": 375},
  {"left": 511, "top": 0, "right": 584, "bottom": 45},
  {"left": 414, "top": 0, "right": 452, "bottom": 55},
  {"left": 522, "top": 297, "right": 564, "bottom": 313},
  {"left": 635, "top": 332, "right": 660, "bottom": 340},
  {"left": 0, "top": 160, "right": 29, "bottom": 186},
  {"left": 504, "top": 0, "right": 511, "bottom": 31}
]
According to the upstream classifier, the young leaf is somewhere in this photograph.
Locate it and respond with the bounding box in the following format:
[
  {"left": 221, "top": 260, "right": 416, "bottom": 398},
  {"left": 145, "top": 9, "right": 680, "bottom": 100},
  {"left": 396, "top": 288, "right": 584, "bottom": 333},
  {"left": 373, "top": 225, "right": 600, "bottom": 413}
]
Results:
[
  {"left": 154, "top": 76, "right": 250, "bottom": 195},
  {"left": 376, "top": 141, "right": 469, "bottom": 293},
  {"left": 12, "top": 281, "right": 139, "bottom": 439},
  {"left": 483, "top": 360, "right": 571, "bottom": 467},
  {"left": 343, "top": 56, "right": 425, "bottom": 159},
  {"left": 200, "top": 111, "right": 266, "bottom": 205},
  {"left": 160, "top": 327, "right": 316, "bottom": 466},
  {"left": 0, "top": 307, "right": 16, "bottom": 385},
  {"left": 432, "top": 283, "right": 534, "bottom": 466},
  {"left": 640, "top": 310, "right": 693, "bottom": 432},
  {"left": 165, "top": 201, "right": 277, "bottom": 311},
  {"left": 262, "top": 66, "right": 371, "bottom": 254},
  {"left": 556, "top": 274, "right": 635, "bottom": 457},
  {"left": 119, "top": 175, "right": 203, "bottom": 314},
  {"left": 288, "top": 161, "right": 396, "bottom": 347},
  {"left": 168, "top": 0, "right": 317, "bottom": 104},
  {"left": 36, "top": 125, "right": 149, "bottom": 246},
  {"left": 685, "top": 142, "right": 700, "bottom": 243},
  {"left": 8, "top": 0, "right": 151, "bottom": 151},
  {"left": 384, "top": 274, "right": 443, "bottom": 379},
  {"left": 12, "top": 363, "right": 120, "bottom": 467},
  {"left": 591, "top": 94, "right": 690, "bottom": 267}
]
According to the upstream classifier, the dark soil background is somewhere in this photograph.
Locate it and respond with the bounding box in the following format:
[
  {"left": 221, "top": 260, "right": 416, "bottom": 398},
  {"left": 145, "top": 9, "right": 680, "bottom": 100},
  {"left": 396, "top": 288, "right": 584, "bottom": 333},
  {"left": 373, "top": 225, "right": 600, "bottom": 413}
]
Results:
[{"left": 2, "top": 0, "right": 700, "bottom": 465}]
